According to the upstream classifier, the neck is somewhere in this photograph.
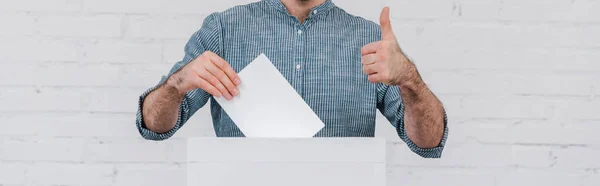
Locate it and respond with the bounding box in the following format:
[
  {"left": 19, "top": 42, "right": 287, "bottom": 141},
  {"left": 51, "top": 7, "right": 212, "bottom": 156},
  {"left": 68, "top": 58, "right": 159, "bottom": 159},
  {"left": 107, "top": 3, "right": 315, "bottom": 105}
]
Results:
[{"left": 280, "top": 0, "right": 327, "bottom": 23}]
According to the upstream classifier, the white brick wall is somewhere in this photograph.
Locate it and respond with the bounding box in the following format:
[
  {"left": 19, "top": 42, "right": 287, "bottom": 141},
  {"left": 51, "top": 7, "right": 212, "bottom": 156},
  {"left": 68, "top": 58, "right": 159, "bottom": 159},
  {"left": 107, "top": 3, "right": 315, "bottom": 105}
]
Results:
[{"left": 0, "top": 0, "right": 598, "bottom": 185}]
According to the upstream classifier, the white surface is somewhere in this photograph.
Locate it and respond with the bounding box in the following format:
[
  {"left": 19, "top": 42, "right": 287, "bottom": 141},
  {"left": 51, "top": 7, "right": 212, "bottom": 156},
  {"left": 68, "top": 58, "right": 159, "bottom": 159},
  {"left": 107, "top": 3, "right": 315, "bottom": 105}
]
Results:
[
  {"left": 186, "top": 138, "right": 386, "bottom": 163},
  {"left": 0, "top": 0, "right": 598, "bottom": 186},
  {"left": 214, "top": 53, "right": 325, "bottom": 138},
  {"left": 186, "top": 138, "right": 386, "bottom": 186}
]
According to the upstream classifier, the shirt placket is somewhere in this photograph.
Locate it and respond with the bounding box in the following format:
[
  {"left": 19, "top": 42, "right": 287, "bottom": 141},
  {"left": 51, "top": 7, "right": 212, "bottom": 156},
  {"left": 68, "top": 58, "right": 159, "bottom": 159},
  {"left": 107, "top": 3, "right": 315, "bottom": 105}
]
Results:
[{"left": 293, "top": 23, "right": 305, "bottom": 96}]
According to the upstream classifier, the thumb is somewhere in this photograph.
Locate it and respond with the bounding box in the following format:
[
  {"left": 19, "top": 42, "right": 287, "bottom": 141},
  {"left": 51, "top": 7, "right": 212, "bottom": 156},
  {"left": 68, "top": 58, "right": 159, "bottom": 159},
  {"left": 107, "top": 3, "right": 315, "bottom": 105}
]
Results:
[{"left": 379, "top": 6, "right": 395, "bottom": 40}]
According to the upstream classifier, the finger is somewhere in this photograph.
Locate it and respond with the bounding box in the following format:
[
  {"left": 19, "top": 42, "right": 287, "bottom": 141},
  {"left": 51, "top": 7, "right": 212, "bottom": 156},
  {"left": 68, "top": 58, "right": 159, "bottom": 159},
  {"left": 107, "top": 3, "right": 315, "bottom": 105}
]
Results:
[
  {"left": 206, "top": 53, "right": 241, "bottom": 86},
  {"left": 362, "top": 64, "right": 379, "bottom": 75},
  {"left": 197, "top": 68, "right": 233, "bottom": 100},
  {"left": 368, "top": 74, "right": 384, "bottom": 83},
  {"left": 361, "top": 53, "right": 379, "bottom": 65},
  {"left": 194, "top": 76, "right": 222, "bottom": 97},
  {"left": 204, "top": 62, "right": 239, "bottom": 96},
  {"left": 361, "top": 42, "right": 380, "bottom": 55},
  {"left": 379, "top": 6, "right": 396, "bottom": 41}
]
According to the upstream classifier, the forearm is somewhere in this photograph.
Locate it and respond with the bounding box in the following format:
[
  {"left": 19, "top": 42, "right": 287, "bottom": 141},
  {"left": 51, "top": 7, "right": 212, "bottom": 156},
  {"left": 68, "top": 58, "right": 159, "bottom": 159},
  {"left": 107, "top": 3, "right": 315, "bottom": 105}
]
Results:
[
  {"left": 399, "top": 68, "right": 445, "bottom": 149},
  {"left": 142, "top": 78, "right": 186, "bottom": 134}
]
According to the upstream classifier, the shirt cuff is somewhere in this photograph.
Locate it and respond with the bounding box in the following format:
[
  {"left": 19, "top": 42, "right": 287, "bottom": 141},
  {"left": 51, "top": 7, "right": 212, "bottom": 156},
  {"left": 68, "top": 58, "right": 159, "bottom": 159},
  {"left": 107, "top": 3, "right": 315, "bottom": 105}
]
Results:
[
  {"left": 396, "top": 103, "right": 449, "bottom": 158},
  {"left": 136, "top": 84, "right": 190, "bottom": 141}
]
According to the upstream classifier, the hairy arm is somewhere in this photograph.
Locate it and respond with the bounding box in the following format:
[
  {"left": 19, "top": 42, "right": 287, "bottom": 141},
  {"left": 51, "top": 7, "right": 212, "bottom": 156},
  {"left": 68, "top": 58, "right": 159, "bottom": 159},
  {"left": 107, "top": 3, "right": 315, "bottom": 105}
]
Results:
[
  {"left": 141, "top": 78, "right": 186, "bottom": 133},
  {"left": 398, "top": 66, "right": 445, "bottom": 149}
]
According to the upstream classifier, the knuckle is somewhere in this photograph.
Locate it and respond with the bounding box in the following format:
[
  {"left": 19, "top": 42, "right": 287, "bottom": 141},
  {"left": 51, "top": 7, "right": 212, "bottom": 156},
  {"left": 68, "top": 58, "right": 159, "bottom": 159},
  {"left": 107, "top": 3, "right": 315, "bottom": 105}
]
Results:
[{"left": 203, "top": 51, "right": 214, "bottom": 56}]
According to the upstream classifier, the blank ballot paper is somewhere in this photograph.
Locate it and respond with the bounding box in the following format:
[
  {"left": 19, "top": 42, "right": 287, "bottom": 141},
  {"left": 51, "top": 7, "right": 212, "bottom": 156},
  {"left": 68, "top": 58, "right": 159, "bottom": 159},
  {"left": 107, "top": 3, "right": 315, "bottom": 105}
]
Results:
[{"left": 214, "top": 53, "right": 325, "bottom": 138}]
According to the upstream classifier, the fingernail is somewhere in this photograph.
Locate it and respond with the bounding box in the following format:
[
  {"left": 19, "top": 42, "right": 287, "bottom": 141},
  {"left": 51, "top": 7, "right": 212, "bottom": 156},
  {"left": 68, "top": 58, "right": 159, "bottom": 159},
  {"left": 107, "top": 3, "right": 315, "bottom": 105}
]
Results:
[
  {"left": 235, "top": 78, "right": 241, "bottom": 85},
  {"left": 215, "top": 93, "right": 222, "bottom": 98},
  {"left": 233, "top": 88, "right": 239, "bottom": 96}
]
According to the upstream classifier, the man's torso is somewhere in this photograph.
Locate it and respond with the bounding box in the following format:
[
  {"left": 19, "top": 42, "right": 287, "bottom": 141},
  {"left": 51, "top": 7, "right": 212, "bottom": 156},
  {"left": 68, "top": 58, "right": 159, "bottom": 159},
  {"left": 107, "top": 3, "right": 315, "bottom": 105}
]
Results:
[{"left": 210, "top": 0, "right": 383, "bottom": 137}]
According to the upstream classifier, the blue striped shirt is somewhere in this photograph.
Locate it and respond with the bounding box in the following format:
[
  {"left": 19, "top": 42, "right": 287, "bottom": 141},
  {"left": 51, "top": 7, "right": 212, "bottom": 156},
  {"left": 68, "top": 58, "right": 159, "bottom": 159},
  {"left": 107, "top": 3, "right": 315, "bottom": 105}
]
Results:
[{"left": 136, "top": 0, "right": 448, "bottom": 158}]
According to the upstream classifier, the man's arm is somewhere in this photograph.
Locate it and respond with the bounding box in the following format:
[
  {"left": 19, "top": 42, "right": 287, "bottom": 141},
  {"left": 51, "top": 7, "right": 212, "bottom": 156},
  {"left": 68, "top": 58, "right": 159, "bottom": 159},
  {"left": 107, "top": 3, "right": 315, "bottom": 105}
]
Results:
[
  {"left": 136, "top": 13, "right": 239, "bottom": 140},
  {"left": 141, "top": 51, "right": 241, "bottom": 134},
  {"left": 363, "top": 7, "right": 447, "bottom": 157},
  {"left": 397, "top": 69, "right": 445, "bottom": 148},
  {"left": 141, "top": 76, "right": 187, "bottom": 134}
]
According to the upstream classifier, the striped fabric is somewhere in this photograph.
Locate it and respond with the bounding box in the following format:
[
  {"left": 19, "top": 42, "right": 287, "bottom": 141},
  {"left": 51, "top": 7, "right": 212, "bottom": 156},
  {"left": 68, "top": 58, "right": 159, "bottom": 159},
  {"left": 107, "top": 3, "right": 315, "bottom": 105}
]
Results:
[{"left": 136, "top": 0, "right": 448, "bottom": 158}]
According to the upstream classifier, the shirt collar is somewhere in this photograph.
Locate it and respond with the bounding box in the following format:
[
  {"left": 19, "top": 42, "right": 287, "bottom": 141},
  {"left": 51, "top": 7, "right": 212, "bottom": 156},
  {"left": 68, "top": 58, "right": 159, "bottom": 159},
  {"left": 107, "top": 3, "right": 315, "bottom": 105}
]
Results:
[{"left": 265, "top": 0, "right": 335, "bottom": 18}]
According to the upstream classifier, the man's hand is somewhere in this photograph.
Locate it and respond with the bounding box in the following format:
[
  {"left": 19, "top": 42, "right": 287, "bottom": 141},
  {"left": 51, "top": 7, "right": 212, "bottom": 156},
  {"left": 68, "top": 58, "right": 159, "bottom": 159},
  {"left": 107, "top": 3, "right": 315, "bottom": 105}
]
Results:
[
  {"left": 361, "top": 7, "right": 416, "bottom": 86},
  {"left": 166, "top": 51, "right": 241, "bottom": 100}
]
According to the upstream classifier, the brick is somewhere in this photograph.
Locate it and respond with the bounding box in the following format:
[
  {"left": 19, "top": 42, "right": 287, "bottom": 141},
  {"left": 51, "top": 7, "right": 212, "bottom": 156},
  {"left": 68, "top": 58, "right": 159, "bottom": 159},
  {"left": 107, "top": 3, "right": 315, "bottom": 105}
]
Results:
[
  {"left": 82, "top": 138, "right": 168, "bottom": 162},
  {"left": 25, "top": 163, "right": 114, "bottom": 185},
  {"left": 387, "top": 0, "right": 454, "bottom": 19},
  {"left": 126, "top": 15, "right": 204, "bottom": 39},
  {"left": 582, "top": 25, "right": 600, "bottom": 48},
  {"left": 511, "top": 146, "right": 554, "bottom": 168},
  {"left": 0, "top": 162, "right": 27, "bottom": 184},
  {"left": 425, "top": 71, "right": 597, "bottom": 96},
  {"left": 83, "top": 0, "right": 161, "bottom": 14},
  {"left": 336, "top": 0, "right": 384, "bottom": 22},
  {"left": 0, "top": 63, "right": 171, "bottom": 87},
  {"left": 0, "top": 36, "right": 79, "bottom": 62},
  {"left": 162, "top": 39, "right": 190, "bottom": 63},
  {"left": 554, "top": 98, "right": 600, "bottom": 120},
  {"left": 84, "top": 0, "right": 251, "bottom": 14},
  {"left": 0, "top": 13, "right": 37, "bottom": 36},
  {"left": 37, "top": 15, "right": 122, "bottom": 37},
  {"left": 496, "top": 169, "right": 585, "bottom": 186},
  {"left": 552, "top": 147, "right": 600, "bottom": 169},
  {"left": 450, "top": 119, "right": 600, "bottom": 145},
  {"left": 0, "top": 87, "right": 82, "bottom": 112},
  {"left": 119, "top": 64, "right": 175, "bottom": 87},
  {"left": 84, "top": 87, "right": 144, "bottom": 113},
  {"left": 456, "top": 0, "right": 501, "bottom": 20},
  {"left": 1, "top": 136, "right": 84, "bottom": 161},
  {"left": 512, "top": 120, "right": 600, "bottom": 145},
  {"left": 79, "top": 39, "right": 162, "bottom": 63},
  {"left": 449, "top": 119, "right": 514, "bottom": 144},
  {"left": 583, "top": 173, "right": 600, "bottom": 186},
  {"left": 0, "top": 0, "right": 82, "bottom": 12},
  {"left": 387, "top": 140, "right": 512, "bottom": 167},
  {"left": 418, "top": 22, "right": 587, "bottom": 49},
  {"left": 164, "top": 0, "right": 256, "bottom": 14},
  {"left": 499, "top": 0, "right": 600, "bottom": 22},
  {"left": 458, "top": 95, "right": 553, "bottom": 119},
  {"left": 0, "top": 113, "right": 138, "bottom": 137},
  {"left": 413, "top": 47, "right": 600, "bottom": 71},
  {"left": 0, "top": 63, "right": 120, "bottom": 87}
]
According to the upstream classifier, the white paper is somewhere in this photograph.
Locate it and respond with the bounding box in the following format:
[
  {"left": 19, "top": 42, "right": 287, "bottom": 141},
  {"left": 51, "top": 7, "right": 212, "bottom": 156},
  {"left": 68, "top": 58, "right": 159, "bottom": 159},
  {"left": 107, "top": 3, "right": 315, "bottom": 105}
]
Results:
[{"left": 214, "top": 53, "right": 325, "bottom": 138}]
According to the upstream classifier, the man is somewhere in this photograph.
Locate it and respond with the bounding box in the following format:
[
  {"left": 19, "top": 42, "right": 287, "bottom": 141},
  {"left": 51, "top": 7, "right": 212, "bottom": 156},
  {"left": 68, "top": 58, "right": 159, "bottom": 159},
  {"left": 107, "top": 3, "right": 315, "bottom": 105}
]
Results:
[{"left": 137, "top": 0, "right": 448, "bottom": 158}]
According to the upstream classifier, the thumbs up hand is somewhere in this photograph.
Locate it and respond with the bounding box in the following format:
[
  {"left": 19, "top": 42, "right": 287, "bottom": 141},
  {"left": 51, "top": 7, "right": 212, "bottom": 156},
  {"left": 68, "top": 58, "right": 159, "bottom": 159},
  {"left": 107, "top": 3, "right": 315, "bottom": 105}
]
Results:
[{"left": 361, "top": 7, "right": 416, "bottom": 86}]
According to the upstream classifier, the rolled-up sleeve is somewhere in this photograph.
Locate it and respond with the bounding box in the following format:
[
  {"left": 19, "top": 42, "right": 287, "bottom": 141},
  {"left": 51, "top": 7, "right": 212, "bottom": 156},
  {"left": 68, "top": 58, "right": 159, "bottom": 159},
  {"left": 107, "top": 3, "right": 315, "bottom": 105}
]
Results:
[
  {"left": 376, "top": 83, "right": 449, "bottom": 158},
  {"left": 136, "top": 13, "right": 223, "bottom": 140}
]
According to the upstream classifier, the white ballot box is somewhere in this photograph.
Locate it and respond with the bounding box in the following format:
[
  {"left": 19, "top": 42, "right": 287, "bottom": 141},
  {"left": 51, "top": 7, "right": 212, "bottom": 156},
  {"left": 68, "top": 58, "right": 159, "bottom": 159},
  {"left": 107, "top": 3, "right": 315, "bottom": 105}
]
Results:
[{"left": 186, "top": 138, "right": 386, "bottom": 186}]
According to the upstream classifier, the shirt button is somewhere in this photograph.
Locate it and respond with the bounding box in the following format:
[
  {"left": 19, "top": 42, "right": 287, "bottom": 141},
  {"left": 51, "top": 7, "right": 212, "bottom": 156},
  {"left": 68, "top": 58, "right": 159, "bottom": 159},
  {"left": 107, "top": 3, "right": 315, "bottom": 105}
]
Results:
[
  {"left": 297, "top": 30, "right": 303, "bottom": 35},
  {"left": 313, "top": 10, "right": 318, "bottom": 14},
  {"left": 296, "top": 64, "right": 301, "bottom": 70}
]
